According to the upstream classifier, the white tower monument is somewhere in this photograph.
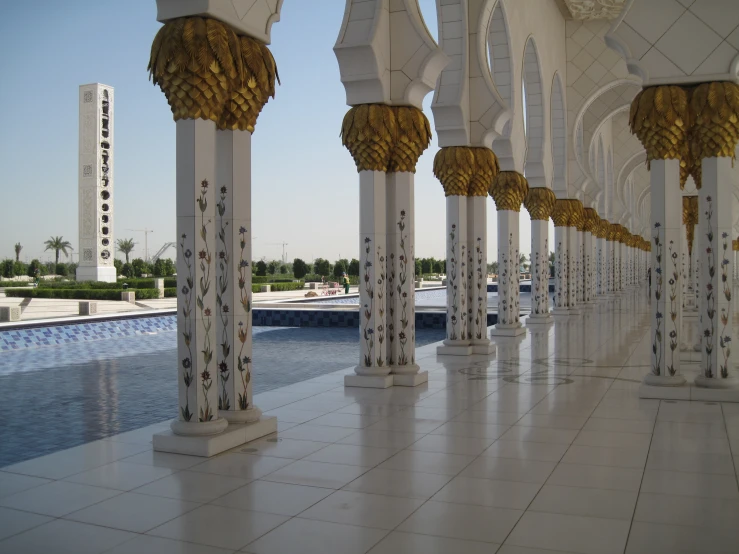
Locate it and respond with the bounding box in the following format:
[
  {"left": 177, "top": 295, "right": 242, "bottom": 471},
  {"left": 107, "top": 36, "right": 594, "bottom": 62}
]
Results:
[{"left": 77, "top": 83, "right": 116, "bottom": 282}]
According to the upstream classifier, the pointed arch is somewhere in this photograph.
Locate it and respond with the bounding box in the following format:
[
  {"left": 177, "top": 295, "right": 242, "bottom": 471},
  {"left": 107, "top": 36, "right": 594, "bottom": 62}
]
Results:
[
  {"left": 489, "top": 0, "right": 516, "bottom": 169},
  {"left": 522, "top": 36, "right": 546, "bottom": 187},
  {"left": 551, "top": 72, "right": 566, "bottom": 195},
  {"left": 597, "top": 136, "right": 605, "bottom": 188}
]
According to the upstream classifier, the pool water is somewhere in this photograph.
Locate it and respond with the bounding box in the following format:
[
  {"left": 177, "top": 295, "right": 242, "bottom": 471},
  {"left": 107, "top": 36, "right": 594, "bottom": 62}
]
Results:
[{"left": 0, "top": 325, "right": 445, "bottom": 467}]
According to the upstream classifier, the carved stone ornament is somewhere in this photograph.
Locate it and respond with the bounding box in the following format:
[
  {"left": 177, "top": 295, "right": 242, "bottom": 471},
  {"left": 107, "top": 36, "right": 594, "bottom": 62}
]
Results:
[
  {"left": 433, "top": 146, "right": 500, "bottom": 197},
  {"left": 551, "top": 199, "right": 572, "bottom": 228},
  {"left": 562, "top": 0, "right": 626, "bottom": 20},
  {"left": 524, "top": 188, "right": 557, "bottom": 221},
  {"left": 566, "top": 199, "right": 584, "bottom": 230},
  {"left": 489, "top": 172, "right": 529, "bottom": 212},
  {"left": 583, "top": 208, "right": 600, "bottom": 233}
]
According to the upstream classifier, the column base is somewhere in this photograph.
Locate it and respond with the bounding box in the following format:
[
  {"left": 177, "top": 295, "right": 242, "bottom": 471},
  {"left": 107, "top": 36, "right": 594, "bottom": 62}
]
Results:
[
  {"left": 345, "top": 374, "right": 393, "bottom": 388},
  {"left": 154, "top": 416, "right": 276, "bottom": 457},
  {"left": 170, "top": 418, "right": 228, "bottom": 436},
  {"left": 393, "top": 371, "right": 429, "bottom": 387},
  {"left": 526, "top": 314, "right": 553, "bottom": 325},
  {"left": 220, "top": 406, "right": 262, "bottom": 424},
  {"left": 643, "top": 373, "right": 687, "bottom": 387},
  {"left": 470, "top": 339, "right": 496, "bottom": 354},
  {"left": 694, "top": 375, "right": 739, "bottom": 389},
  {"left": 490, "top": 323, "right": 526, "bottom": 337},
  {"left": 437, "top": 340, "right": 473, "bottom": 356}
]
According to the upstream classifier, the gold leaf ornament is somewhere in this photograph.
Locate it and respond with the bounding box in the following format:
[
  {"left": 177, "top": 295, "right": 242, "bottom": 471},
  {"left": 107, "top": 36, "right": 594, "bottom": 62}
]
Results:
[
  {"left": 433, "top": 147, "right": 475, "bottom": 196},
  {"left": 583, "top": 208, "right": 600, "bottom": 233},
  {"left": 341, "top": 104, "right": 396, "bottom": 172},
  {"left": 567, "top": 199, "right": 585, "bottom": 230},
  {"left": 524, "top": 187, "right": 557, "bottom": 221},
  {"left": 489, "top": 172, "right": 529, "bottom": 212},
  {"left": 551, "top": 199, "right": 572, "bottom": 227},
  {"left": 629, "top": 86, "right": 688, "bottom": 163},
  {"left": 468, "top": 148, "right": 500, "bottom": 196},
  {"left": 689, "top": 82, "right": 739, "bottom": 160},
  {"left": 388, "top": 106, "right": 432, "bottom": 173}
]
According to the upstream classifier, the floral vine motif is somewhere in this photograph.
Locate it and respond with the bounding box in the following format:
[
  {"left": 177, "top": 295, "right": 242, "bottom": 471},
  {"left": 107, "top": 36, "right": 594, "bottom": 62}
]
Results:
[
  {"left": 397, "top": 211, "right": 410, "bottom": 366},
  {"left": 387, "top": 247, "right": 395, "bottom": 367},
  {"left": 376, "top": 247, "right": 386, "bottom": 367},
  {"left": 448, "top": 224, "right": 459, "bottom": 341},
  {"left": 512, "top": 236, "right": 520, "bottom": 323},
  {"left": 467, "top": 241, "right": 474, "bottom": 340},
  {"left": 499, "top": 234, "right": 517, "bottom": 324},
  {"left": 533, "top": 238, "right": 549, "bottom": 314},
  {"left": 197, "top": 179, "right": 214, "bottom": 422},
  {"left": 555, "top": 240, "right": 566, "bottom": 308},
  {"left": 179, "top": 233, "right": 194, "bottom": 422},
  {"left": 667, "top": 240, "right": 679, "bottom": 376},
  {"left": 475, "top": 237, "right": 484, "bottom": 335},
  {"left": 362, "top": 237, "right": 374, "bottom": 366},
  {"left": 719, "top": 231, "right": 732, "bottom": 378},
  {"left": 236, "top": 227, "right": 252, "bottom": 410},
  {"left": 461, "top": 244, "right": 468, "bottom": 335},
  {"left": 703, "top": 198, "right": 716, "bottom": 378},
  {"left": 216, "top": 186, "right": 231, "bottom": 411},
  {"left": 652, "top": 222, "right": 664, "bottom": 376}
]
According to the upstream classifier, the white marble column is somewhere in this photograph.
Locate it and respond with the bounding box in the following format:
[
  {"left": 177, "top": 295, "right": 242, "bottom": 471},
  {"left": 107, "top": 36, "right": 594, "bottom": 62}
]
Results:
[
  {"left": 614, "top": 238, "right": 622, "bottom": 293},
  {"left": 583, "top": 227, "right": 594, "bottom": 303},
  {"left": 696, "top": 157, "right": 735, "bottom": 387},
  {"left": 491, "top": 210, "right": 525, "bottom": 336},
  {"left": 568, "top": 223, "right": 581, "bottom": 314},
  {"left": 386, "top": 172, "right": 426, "bottom": 384},
  {"left": 528, "top": 219, "right": 552, "bottom": 323},
  {"left": 553, "top": 222, "right": 570, "bottom": 315},
  {"left": 347, "top": 170, "right": 391, "bottom": 387},
  {"left": 645, "top": 159, "right": 685, "bottom": 386},
  {"left": 438, "top": 195, "right": 472, "bottom": 354},
  {"left": 577, "top": 228, "right": 586, "bottom": 303},
  {"left": 596, "top": 223, "right": 607, "bottom": 296},
  {"left": 214, "top": 129, "right": 263, "bottom": 423},
  {"left": 172, "top": 119, "right": 227, "bottom": 435},
  {"left": 467, "top": 195, "right": 495, "bottom": 352}
]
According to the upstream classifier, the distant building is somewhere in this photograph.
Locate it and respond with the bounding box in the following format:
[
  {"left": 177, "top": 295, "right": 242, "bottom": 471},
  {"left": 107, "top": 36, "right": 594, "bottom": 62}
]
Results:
[{"left": 77, "top": 83, "right": 116, "bottom": 282}]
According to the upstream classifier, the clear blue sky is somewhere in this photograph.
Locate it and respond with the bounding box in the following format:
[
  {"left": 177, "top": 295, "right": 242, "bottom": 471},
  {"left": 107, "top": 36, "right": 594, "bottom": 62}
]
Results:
[{"left": 0, "top": 0, "right": 538, "bottom": 265}]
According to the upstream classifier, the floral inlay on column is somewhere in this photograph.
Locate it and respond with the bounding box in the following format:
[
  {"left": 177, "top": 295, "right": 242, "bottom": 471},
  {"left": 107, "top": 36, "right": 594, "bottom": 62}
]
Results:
[
  {"left": 474, "top": 237, "right": 484, "bottom": 337},
  {"left": 652, "top": 222, "right": 664, "bottom": 376},
  {"left": 179, "top": 233, "right": 195, "bottom": 422},
  {"left": 362, "top": 237, "right": 375, "bottom": 367},
  {"left": 396, "top": 210, "right": 411, "bottom": 366},
  {"left": 216, "top": 186, "right": 231, "bottom": 411},
  {"left": 448, "top": 224, "right": 460, "bottom": 340},
  {"left": 667, "top": 240, "right": 679, "bottom": 375},
  {"left": 236, "top": 226, "right": 252, "bottom": 410},
  {"left": 196, "top": 180, "right": 214, "bottom": 422}
]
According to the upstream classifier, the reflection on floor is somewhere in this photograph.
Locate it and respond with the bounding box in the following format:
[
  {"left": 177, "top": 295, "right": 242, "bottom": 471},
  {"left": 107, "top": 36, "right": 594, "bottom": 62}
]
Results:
[{"left": 0, "top": 286, "right": 738, "bottom": 554}]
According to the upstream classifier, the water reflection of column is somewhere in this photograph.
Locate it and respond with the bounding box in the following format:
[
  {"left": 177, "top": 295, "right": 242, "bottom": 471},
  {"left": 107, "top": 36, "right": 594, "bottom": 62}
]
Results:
[
  {"left": 524, "top": 187, "right": 556, "bottom": 324},
  {"left": 489, "top": 172, "right": 529, "bottom": 337},
  {"left": 552, "top": 199, "right": 571, "bottom": 315}
]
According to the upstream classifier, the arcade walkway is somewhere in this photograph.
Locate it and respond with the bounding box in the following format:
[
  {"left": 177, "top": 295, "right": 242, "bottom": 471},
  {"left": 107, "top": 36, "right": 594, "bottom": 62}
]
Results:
[{"left": 0, "top": 286, "right": 738, "bottom": 554}]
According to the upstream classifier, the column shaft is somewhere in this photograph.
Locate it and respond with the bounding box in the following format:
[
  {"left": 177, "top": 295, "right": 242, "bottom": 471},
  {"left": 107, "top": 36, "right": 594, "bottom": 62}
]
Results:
[
  {"left": 442, "top": 196, "right": 469, "bottom": 348},
  {"left": 491, "top": 210, "right": 524, "bottom": 335},
  {"left": 569, "top": 226, "right": 581, "bottom": 312},
  {"left": 529, "top": 219, "right": 551, "bottom": 321},
  {"left": 697, "top": 157, "right": 734, "bottom": 385},
  {"left": 467, "top": 196, "right": 495, "bottom": 351},
  {"left": 646, "top": 159, "right": 685, "bottom": 385},
  {"left": 597, "top": 237, "right": 606, "bottom": 296},
  {"left": 174, "top": 119, "right": 227, "bottom": 434},
  {"left": 553, "top": 226, "right": 570, "bottom": 313},
  {"left": 584, "top": 231, "right": 594, "bottom": 302}
]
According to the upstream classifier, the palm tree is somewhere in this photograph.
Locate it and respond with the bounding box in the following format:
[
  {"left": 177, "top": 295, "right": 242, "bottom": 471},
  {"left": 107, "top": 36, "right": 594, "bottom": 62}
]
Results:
[
  {"left": 44, "top": 236, "right": 73, "bottom": 265},
  {"left": 14, "top": 243, "right": 22, "bottom": 262},
  {"left": 117, "top": 238, "right": 136, "bottom": 263}
]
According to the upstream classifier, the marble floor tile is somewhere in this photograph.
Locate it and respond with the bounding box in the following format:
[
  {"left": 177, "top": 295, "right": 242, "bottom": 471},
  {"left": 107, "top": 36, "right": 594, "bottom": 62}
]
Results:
[
  {"left": 212, "top": 480, "right": 332, "bottom": 516},
  {"left": 278, "top": 424, "right": 357, "bottom": 443},
  {"left": 461, "top": 457, "right": 556, "bottom": 484},
  {"left": 561, "top": 445, "right": 648, "bottom": 469},
  {"left": 0, "top": 519, "right": 136, "bottom": 554},
  {"left": 243, "top": 517, "right": 387, "bottom": 554},
  {"left": 0, "top": 507, "right": 51, "bottom": 541},
  {"left": 634, "top": 492, "right": 739, "bottom": 529},
  {"left": 625, "top": 520, "right": 739, "bottom": 554},
  {"left": 397, "top": 500, "right": 522, "bottom": 544},
  {"left": 432, "top": 475, "right": 541, "bottom": 510},
  {"left": 261, "top": 460, "right": 369, "bottom": 489},
  {"left": 407, "top": 433, "right": 495, "bottom": 456},
  {"left": 298, "top": 490, "right": 423, "bottom": 530},
  {"left": 337, "top": 429, "right": 424, "bottom": 450},
  {"left": 505, "top": 511, "right": 631, "bottom": 554},
  {"left": 366, "top": 531, "right": 493, "bottom": 554},
  {"left": 0, "top": 472, "right": 51, "bottom": 499},
  {"left": 640, "top": 469, "right": 739, "bottom": 499},
  {"left": 0, "top": 480, "right": 120, "bottom": 517},
  {"left": 63, "top": 461, "right": 173, "bottom": 491},
  {"left": 147, "top": 504, "right": 287, "bottom": 551},
  {"left": 132, "top": 470, "right": 248, "bottom": 503},
  {"left": 500, "top": 426, "right": 579, "bottom": 445},
  {"left": 302, "top": 443, "right": 396, "bottom": 467},
  {"left": 240, "top": 437, "right": 331, "bottom": 459},
  {"left": 377, "top": 450, "right": 476, "bottom": 476},
  {"left": 105, "top": 535, "right": 234, "bottom": 554},
  {"left": 481, "top": 440, "right": 569, "bottom": 462},
  {"left": 341, "top": 467, "right": 451, "bottom": 500},
  {"left": 64, "top": 492, "right": 200, "bottom": 533},
  {"left": 515, "top": 414, "right": 588, "bottom": 430},
  {"left": 645, "top": 449, "right": 736, "bottom": 475},
  {"left": 546, "top": 463, "right": 644, "bottom": 491},
  {"left": 528, "top": 484, "right": 637, "bottom": 520}
]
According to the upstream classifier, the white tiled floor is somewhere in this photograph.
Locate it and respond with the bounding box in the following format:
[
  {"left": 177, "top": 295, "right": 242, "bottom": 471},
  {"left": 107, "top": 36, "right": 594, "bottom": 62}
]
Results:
[{"left": 2, "top": 287, "right": 739, "bottom": 553}]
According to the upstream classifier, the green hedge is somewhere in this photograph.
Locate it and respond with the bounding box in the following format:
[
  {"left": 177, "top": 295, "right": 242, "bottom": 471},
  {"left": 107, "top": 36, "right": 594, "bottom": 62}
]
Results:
[
  {"left": 251, "top": 276, "right": 296, "bottom": 284},
  {"left": 0, "top": 281, "right": 32, "bottom": 288},
  {"left": 164, "top": 287, "right": 177, "bottom": 298},
  {"left": 251, "top": 282, "right": 304, "bottom": 293},
  {"left": 32, "top": 278, "right": 178, "bottom": 290},
  {"left": 5, "top": 288, "right": 161, "bottom": 300}
]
